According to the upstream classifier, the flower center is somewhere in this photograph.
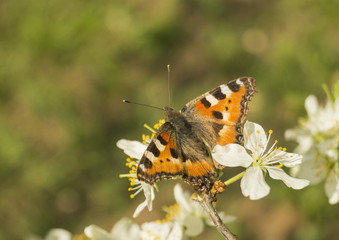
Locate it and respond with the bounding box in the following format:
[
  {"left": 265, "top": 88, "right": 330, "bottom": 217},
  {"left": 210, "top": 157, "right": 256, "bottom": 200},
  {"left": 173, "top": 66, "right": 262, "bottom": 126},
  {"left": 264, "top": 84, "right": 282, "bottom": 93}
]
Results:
[
  {"left": 157, "top": 203, "right": 180, "bottom": 223},
  {"left": 252, "top": 129, "right": 288, "bottom": 167}
]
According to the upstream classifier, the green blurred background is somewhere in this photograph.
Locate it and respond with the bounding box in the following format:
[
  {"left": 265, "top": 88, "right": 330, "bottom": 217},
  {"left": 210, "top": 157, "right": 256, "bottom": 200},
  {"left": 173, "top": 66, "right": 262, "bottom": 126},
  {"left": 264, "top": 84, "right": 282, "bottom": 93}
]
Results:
[{"left": 1, "top": 0, "right": 338, "bottom": 239}]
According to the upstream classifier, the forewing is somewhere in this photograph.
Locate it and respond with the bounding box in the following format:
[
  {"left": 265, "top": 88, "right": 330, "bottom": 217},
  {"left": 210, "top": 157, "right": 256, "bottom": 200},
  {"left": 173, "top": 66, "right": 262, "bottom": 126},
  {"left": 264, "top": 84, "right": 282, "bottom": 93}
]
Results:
[{"left": 181, "top": 77, "right": 256, "bottom": 147}]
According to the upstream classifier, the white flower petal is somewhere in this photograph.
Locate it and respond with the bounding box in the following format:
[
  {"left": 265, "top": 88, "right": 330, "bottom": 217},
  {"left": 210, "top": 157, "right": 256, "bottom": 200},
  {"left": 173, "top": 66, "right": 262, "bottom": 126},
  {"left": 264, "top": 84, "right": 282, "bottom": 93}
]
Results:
[
  {"left": 45, "top": 229, "right": 72, "bottom": 240},
  {"left": 317, "top": 139, "right": 339, "bottom": 158},
  {"left": 140, "top": 222, "right": 171, "bottom": 240},
  {"left": 167, "top": 222, "right": 183, "bottom": 240},
  {"left": 325, "top": 149, "right": 339, "bottom": 162},
  {"left": 296, "top": 151, "right": 328, "bottom": 184},
  {"left": 306, "top": 97, "right": 337, "bottom": 133},
  {"left": 321, "top": 99, "right": 337, "bottom": 131},
  {"left": 325, "top": 167, "right": 339, "bottom": 205},
  {"left": 266, "top": 167, "right": 309, "bottom": 189},
  {"left": 110, "top": 218, "right": 140, "bottom": 240},
  {"left": 284, "top": 128, "right": 313, "bottom": 154},
  {"left": 173, "top": 184, "right": 192, "bottom": 212},
  {"left": 117, "top": 139, "right": 147, "bottom": 159},
  {"left": 268, "top": 150, "right": 302, "bottom": 167},
  {"left": 220, "top": 214, "right": 237, "bottom": 224},
  {"left": 142, "top": 183, "right": 155, "bottom": 210},
  {"left": 244, "top": 121, "right": 267, "bottom": 157},
  {"left": 294, "top": 136, "right": 313, "bottom": 155},
  {"left": 305, "top": 95, "right": 318, "bottom": 116},
  {"left": 205, "top": 212, "right": 236, "bottom": 226},
  {"left": 212, "top": 144, "right": 253, "bottom": 167},
  {"left": 240, "top": 166, "right": 270, "bottom": 200},
  {"left": 133, "top": 200, "right": 148, "bottom": 218},
  {"left": 182, "top": 215, "right": 204, "bottom": 237},
  {"left": 132, "top": 184, "right": 155, "bottom": 218},
  {"left": 84, "top": 225, "right": 113, "bottom": 240},
  {"left": 284, "top": 128, "right": 306, "bottom": 141},
  {"left": 334, "top": 98, "right": 339, "bottom": 121}
]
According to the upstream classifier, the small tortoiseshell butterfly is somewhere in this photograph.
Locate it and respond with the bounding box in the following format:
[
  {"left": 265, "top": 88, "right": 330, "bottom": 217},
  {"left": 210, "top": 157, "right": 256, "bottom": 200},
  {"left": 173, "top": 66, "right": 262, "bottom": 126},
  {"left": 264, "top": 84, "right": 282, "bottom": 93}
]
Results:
[{"left": 137, "top": 77, "right": 256, "bottom": 192}]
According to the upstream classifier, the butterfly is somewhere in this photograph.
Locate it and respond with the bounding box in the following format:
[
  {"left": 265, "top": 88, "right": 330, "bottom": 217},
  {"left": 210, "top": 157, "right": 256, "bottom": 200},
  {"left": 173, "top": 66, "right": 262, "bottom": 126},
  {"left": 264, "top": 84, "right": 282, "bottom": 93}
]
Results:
[{"left": 137, "top": 77, "right": 256, "bottom": 192}]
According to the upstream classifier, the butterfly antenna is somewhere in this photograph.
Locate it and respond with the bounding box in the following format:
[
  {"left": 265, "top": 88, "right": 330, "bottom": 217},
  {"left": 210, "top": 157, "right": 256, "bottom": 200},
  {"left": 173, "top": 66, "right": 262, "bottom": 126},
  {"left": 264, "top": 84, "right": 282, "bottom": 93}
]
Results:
[
  {"left": 167, "top": 64, "right": 171, "bottom": 107},
  {"left": 123, "top": 100, "right": 163, "bottom": 111}
]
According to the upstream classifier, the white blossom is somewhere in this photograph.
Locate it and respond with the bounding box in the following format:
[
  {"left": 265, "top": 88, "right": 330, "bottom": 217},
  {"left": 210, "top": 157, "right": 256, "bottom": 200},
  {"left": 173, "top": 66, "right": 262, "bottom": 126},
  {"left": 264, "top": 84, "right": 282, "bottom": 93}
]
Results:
[
  {"left": 44, "top": 229, "right": 72, "bottom": 240},
  {"left": 213, "top": 121, "right": 309, "bottom": 200},
  {"left": 285, "top": 90, "right": 339, "bottom": 204},
  {"left": 139, "top": 221, "right": 182, "bottom": 240},
  {"left": 117, "top": 120, "right": 167, "bottom": 217},
  {"left": 172, "top": 184, "right": 235, "bottom": 236},
  {"left": 116, "top": 139, "right": 155, "bottom": 217},
  {"left": 84, "top": 218, "right": 182, "bottom": 240},
  {"left": 85, "top": 218, "right": 141, "bottom": 240}
]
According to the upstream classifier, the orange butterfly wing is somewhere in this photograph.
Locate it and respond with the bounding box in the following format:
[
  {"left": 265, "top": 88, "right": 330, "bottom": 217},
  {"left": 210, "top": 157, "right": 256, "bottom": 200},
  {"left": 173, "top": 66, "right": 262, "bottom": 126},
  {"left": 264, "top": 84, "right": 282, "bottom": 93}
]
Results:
[
  {"left": 137, "top": 123, "right": 184, "bottom": 185},
  {"left": 182, "top": 77, "right": 256, "bottom": 167}
]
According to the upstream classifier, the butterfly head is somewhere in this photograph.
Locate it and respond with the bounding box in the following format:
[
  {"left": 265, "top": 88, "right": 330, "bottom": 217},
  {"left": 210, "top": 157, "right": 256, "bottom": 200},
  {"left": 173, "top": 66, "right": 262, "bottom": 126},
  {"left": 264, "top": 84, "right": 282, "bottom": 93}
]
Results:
[{"left": 163, "top": 106, "right": 176, "bottom": 120}]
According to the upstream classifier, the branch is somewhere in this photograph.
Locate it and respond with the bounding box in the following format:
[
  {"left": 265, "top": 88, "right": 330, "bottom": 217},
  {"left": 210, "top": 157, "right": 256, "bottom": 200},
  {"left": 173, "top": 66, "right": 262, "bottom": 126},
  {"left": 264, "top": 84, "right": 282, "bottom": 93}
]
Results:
[{"left": 194, "top": 192, "right": 236, "bottom": 240}]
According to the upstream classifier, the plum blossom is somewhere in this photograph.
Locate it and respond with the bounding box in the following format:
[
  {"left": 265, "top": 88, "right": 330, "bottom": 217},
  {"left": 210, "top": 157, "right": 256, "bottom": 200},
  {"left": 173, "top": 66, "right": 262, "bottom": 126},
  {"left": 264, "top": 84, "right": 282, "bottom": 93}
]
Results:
[
  {"left": 285, "top": 86, "right": 339, "bottom": 204},
  {"left": 84, "top": 218, "right": 182, "bottom": 240},
  {"left": 116, "top": 139, "right": 155, "bottom": 217},
  {"left": 116, "top": 119, "right": 166, "bottom": 217},
  {"left": 213, "top": 121, "right": 309, "bottom": 200},
  {"left": 171, "top": 184, "right": 235, "bottom": 236}
]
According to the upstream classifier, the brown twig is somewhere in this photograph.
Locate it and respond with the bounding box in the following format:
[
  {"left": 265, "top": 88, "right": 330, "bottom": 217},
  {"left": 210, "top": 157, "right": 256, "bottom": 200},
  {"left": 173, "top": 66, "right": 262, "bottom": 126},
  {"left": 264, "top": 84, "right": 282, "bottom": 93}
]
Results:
[{"left": 194, "top": 192, "right": 236, "bottom": 240}]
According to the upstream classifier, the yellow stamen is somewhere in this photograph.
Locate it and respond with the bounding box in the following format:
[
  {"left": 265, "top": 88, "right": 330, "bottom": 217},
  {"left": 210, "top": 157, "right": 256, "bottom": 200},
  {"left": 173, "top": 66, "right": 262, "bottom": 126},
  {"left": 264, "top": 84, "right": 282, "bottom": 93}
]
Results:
[
  {"left": 155, "top": 119, "right": 165, "bottom": 129},
  {"left": 130, "top": 194, "right": 135, "bottom": 199},
  {"left": 144, "top": 124, "right": 156, "bottom": 133},
  {"left": 269, "top": 130, "right": 273, "bottom": 134},
  {"left": 142, "top": 134, "right": 150, "bottom": 144},
  {"left": 278, "top": 164, "right": 283, "bottom": 168}
]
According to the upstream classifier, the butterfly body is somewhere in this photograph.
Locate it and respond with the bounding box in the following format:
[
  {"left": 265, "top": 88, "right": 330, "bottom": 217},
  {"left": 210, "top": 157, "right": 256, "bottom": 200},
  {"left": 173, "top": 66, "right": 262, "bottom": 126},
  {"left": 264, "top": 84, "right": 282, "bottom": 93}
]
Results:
[{"left": 137, "top": 77, "right": 256, "bottom": 192}]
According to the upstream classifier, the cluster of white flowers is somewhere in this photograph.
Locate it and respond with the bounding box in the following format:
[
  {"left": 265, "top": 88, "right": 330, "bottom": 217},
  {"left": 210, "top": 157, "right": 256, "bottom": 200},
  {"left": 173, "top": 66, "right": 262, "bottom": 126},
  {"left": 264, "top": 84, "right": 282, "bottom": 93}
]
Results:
[
  {"left": 285, "top": 84, "right": 339, "bottom": 204},
  {"left": 85, "top": 211, "right": 183, "bottom": 240},
  {"left": 31, "top": 184, "right": 234, "bottom": 240},
  {"left": 84, "top": 184, "right": 234, "bottom": 240}
]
